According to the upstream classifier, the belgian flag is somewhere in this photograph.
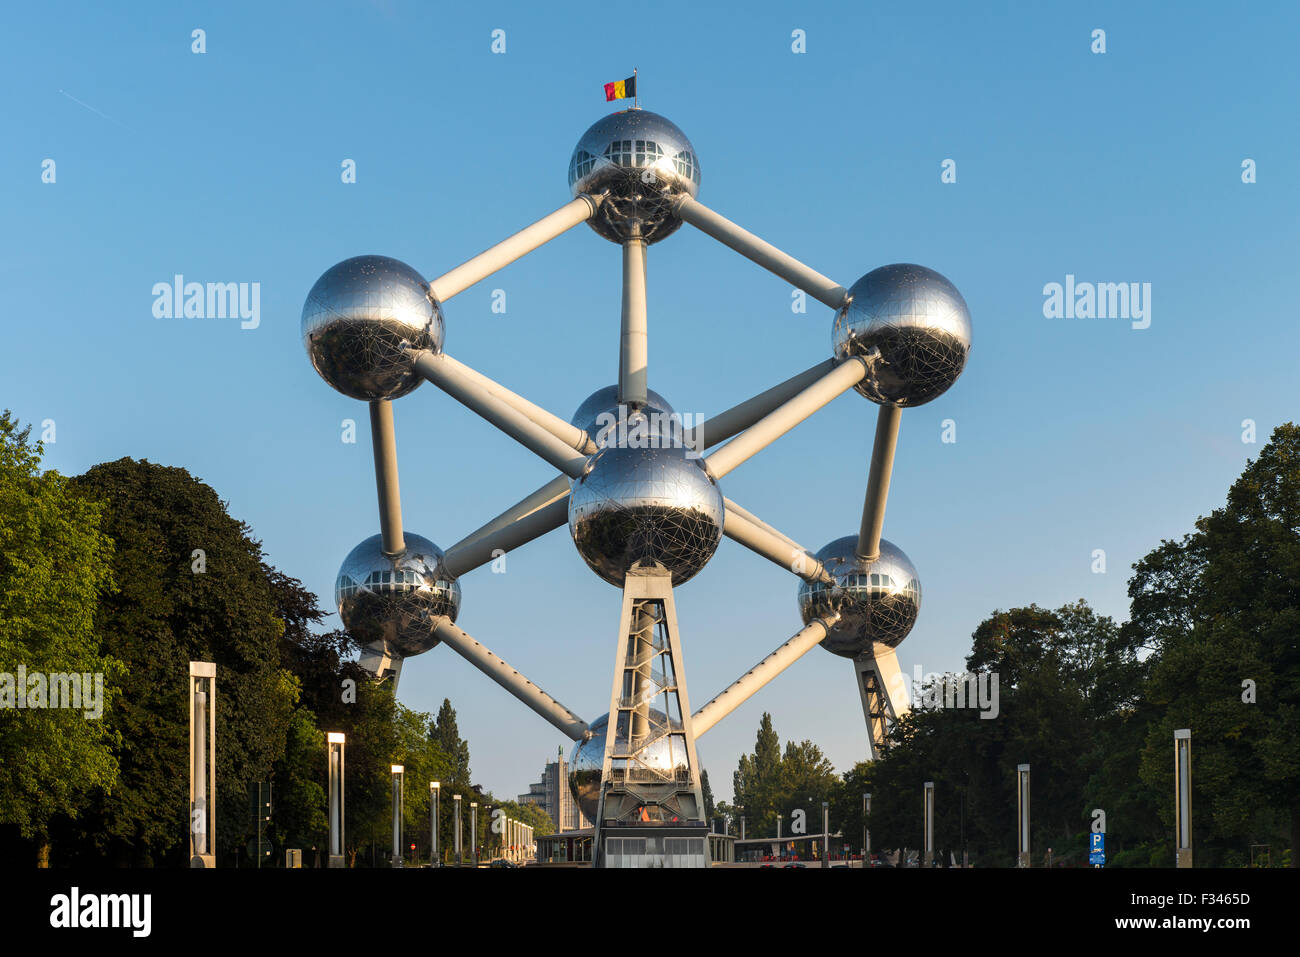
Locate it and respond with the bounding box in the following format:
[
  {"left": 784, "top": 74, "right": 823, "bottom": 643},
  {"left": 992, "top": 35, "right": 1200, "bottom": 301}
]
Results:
[{"left": 604, "top": 74, "right": 636, "bottom": 102}]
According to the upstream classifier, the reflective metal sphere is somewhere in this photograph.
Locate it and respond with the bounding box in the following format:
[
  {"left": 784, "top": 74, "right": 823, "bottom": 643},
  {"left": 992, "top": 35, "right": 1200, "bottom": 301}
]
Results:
[
  {"left": 568, "top": 711, "right": 687, "bottom": 823},
  {"left": 568, "top": 110, "right": 701, "bottom": 244},
  {"left": 797, "top": 536, "right": 921, "bottom": 657},
  {"left": 335, "top": 532, "right": 460, "bottom": 659},
  {"left": 570, "top": 385, "right": 676, "bottom": 448},
  {"left": 569, "top": 445, "right": 723, "bottom": 587},
  {"left": 833, "top": 264, "right": 971, "bottom": 407},
  {"left": 302, "top": 255, "right": 444, "bottom": 401}
]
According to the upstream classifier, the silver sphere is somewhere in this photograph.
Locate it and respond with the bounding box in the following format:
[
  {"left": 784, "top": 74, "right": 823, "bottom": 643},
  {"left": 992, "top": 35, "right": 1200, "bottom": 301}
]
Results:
[
  {"left": 833, "top": 263, "right": 971, "bottom": 407},
  {"left": 302, "top": 255, "right": 444, "bottom": 401},
  {"left": 335, "top": 532, "right": 460, "bottom": 659},
  {"left": 569, "top": 445, "right": 723, "bottom": 587},
  {"left": 570, "top": 385, "right": 676, "bottom": 448},
  {"left": 568, "top": 711, "right": 687, "bottom": 823},
  {"left": 797, "top": 536, "right": 921, "bottom": 657},
  {"left": 568, "top": 109, "right": 701, "bottom": 244}
]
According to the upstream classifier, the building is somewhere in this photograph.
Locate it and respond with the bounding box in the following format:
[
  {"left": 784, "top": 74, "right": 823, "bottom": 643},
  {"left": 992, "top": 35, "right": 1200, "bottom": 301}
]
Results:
[{"left": 518, "top": 747, "right": 591, "bottom": 833}]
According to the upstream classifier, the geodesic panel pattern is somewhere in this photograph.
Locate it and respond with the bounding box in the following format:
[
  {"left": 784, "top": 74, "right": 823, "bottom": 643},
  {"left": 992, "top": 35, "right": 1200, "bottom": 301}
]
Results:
[
  {"left": 833, "top": 263, "right": 971, "bottom": 407},
  {"left": 797, "top": 535, "right": 921, "bottom": 656},
  {"left": 302, "top": 255, "right": 444, "bottom": 401},
  {"left": 335, "top": 532, "right": 460, "bottom": 658},
  {"left": 569, "top": 445, "right": 724, "bottom": 587}
]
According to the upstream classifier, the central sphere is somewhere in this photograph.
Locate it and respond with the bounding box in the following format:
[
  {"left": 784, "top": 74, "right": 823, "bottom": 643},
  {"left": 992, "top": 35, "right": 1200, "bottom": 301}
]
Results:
[
  {"left": 568, "top": 711, "right": 686, "bottom": 823},
  {"left": 335, "top": 532, "right": 461, "bottom": 660},
  {"left": 797, "top": 536, "right": 921, "bottom": 657},
  {"left": 302, "top": 255, "right": 444, "bottom": 401},
  {"left": 568, "top": 444, "right": 723, "bottom": 587},
  {"left": 568, "top": 109, "right": 701, "bottom": 244}
]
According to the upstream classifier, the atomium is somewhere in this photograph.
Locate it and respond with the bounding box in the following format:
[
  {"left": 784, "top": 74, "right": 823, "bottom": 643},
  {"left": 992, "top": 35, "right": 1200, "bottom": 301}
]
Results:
[
  {"left": 833, "top": 263, "right": 972, "bottom": 407},
  {"left": 568, "top": 109, "right": 701, "bottom": 244},
  {"left": 797, "top": 536, "right": 921, "bottom": 657},
  {"left": 569, "top": 444, "right": 724, "bottom": 587},
  {"left": 335, "top": 532, "right": 461, "bottom": 659},
  {"left": 302, "top": 255, "right": 444, "bottom": 401},
  {"left": 303, "top": 103, "right": 973, "bottom": 845},
  {"left": 568, "top": 711, "right": 688, "bottom": 823}
]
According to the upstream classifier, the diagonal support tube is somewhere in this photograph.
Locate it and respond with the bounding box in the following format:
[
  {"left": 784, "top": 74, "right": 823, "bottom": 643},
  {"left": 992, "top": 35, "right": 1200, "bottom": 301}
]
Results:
[
  {"left": 427, "top": 195, "right": 600, "bottom": 302},
  {"left": 431, "top": 617, "right": 590, "bottom": 741},
  {"left": 411, "top": 350, "right": 589, "bottom": 478},
  {"left": 857, "top": 403, "right": 902, "bottom": 561},
  {"left": 705, "top": 356, "right": 869, "bottom": 479},
  {"left": 442, "top": 475, "right": 571, "bottom": 578},
  {"left": 684, "top": 358, "right": 836, "bottom": 451},
  {"left": 675, "top": 196, "right": 849, "bottom": 310},
  {"left": 723, "top": 500, "right": 833, "bottom": 584},
  {"left": 692, "top": 614, "right": 841, "bottom": 737},
  {"left": 369, "top": 400, "right": 406, "bottom": 556}
]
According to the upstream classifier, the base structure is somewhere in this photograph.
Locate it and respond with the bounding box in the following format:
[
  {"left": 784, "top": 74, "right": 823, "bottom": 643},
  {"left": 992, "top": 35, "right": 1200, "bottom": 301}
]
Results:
[
  {"left": 853, "top": 643, "right": 909, "bottom": 761},
  {"left": 593, "top": 567, "right": 708, "bottom": 868}
]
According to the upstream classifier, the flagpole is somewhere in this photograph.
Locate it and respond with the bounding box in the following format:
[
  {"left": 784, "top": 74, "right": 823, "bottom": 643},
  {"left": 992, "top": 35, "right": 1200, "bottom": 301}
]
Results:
[{"left": 634, "top": 67, "right": 638, "bottom": 109}]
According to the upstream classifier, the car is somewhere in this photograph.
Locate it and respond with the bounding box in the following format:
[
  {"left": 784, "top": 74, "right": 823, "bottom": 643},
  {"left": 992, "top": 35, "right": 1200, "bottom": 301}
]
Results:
[
  {"left": 782, "top": 862, "right": 806, "bottom": 868},
  {"left": 489, "top": 858, "right": 518, "bottom": 868}
]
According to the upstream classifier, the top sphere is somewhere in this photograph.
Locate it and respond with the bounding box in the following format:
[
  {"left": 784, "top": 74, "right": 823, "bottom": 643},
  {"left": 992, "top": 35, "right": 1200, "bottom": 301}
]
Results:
[
  {"left": 833, "top": 264, "right": 971, "bottom": 407},
  {"left": 797, "top": 536, "right": 921, "bottom": 657},
  {"left": 302, "top": 255, "right": 444, "bottom": 401},
  {"left": 568, "top": 110, "right": 701, "bottom": 244}
]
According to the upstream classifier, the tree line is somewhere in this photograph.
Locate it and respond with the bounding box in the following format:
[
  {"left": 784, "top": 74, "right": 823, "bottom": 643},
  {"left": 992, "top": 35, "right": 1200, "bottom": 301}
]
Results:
[
  {"left": 0, "top": 412, "right": 550, "bottom": 867},
  {"left": 718, "top": 424, "right": 1299, "bottom": 867}
]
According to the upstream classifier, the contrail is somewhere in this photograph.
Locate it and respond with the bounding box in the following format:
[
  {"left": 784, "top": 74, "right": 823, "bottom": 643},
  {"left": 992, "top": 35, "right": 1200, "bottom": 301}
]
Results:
[{"left": 57, "top": 89, "right": 134, "bottom": 131}]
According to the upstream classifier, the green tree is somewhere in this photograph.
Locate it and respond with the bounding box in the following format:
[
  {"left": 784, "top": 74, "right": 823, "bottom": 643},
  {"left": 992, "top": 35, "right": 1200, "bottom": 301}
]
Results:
[
  {"left": 60, "top": 458, "right": 299, "bottom": 866},
  {"left": 430, "top": 698, "right": 471, "bottom": 789},
  {"left": 0, "top": 413, "right": 123, "bottom": 866}
]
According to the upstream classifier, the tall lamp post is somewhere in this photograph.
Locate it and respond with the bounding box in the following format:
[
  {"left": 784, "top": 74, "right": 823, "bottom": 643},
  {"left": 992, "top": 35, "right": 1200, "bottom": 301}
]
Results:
[
  {"left": 327, "top": 733, "right": 345, "bottom": 868},
  {"left": 391, "top": 765, "right": 404, "bottom": 868},
  {"left": 1175, "top": 729, "right": 1193, "bottom": 868},
  {"left": 863, "top": 792, "right": 871, "bottom": 867},
  {"left": 430, "top": 782, "right": 440, "bottom": 867},
  {"left": 922, "top": 781, "right": 934, "bottom": 868}
]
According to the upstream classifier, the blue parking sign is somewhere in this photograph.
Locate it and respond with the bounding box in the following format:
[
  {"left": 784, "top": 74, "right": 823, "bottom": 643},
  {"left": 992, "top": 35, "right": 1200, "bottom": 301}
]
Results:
[{"left": 1089, "top": 832, "right": 1105, "bottom": 867}]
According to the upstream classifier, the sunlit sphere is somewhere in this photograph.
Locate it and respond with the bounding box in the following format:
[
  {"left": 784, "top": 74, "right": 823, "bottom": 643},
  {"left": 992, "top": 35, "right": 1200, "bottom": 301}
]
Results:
[
  {"left": 568, "top": 110, "right": 701, "bottom": 244},
  {"left": 797, "top": 536, "right": 921, "bottom": 657},
  {"left": 571, "top": 384, "right": 677, "bottom": 448},
  {"left": 568, "top": 711, "right": 687, "bottom": 823},
  {"left": 335, "top": 532, "right": 460, "bottom": 659},
  {"left": 833, "top": 263, "right": 971, "bottom": 407},
  {"left": 569, "top": 445, "right": 723, "bottom": 587},
  {"left": 302, "top": 255, "right": 444, "bottom": 401}
]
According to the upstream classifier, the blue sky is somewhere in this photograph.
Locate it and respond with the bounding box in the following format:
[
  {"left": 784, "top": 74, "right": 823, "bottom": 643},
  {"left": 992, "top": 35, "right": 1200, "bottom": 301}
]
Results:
[{"left": 3, "top": 1, "right": 1297, "bottom": 804}]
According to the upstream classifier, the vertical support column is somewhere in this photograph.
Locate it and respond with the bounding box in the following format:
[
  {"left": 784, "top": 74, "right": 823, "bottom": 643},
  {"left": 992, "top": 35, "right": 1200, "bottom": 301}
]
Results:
[
  {"left": 391, "top": 765, "right": 404, "bottom": 868},
  {"left": 1016, "top": 764, "right": 1031, "bottom": 868},
  {"left": 1174, "top": 729, "right": 1193, "bottom": 868},
  {"left": 369, "top": 400, "right": 405, "bottom": 556},
  {"left": 453, "top": 795, "right": 462, "bottom": 865},
  {"left": 188, "top": 661, "right": 216, "bottom": 869},
  {"left": 854, "top": 645, "right": 908, "bottom": 761},
  {"left": 327, "top": 733, "right": 345, "bottom": 868},
  {"left": 923, "top": 781, "right": 935, "bottom": 867},
  {"left": 857, "top": 403, "right": 902, "bottom": 561},
  {"left": 430, "top": 782, "right": 440, "bottom": 867},
  {"left": 619, "top": 224, "right": 648, "bottom": 407}
]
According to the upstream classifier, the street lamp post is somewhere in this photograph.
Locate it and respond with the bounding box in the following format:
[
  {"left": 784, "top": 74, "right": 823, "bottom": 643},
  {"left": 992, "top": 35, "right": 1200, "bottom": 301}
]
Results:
[
  {"left": 327, "top": 733, "right": 345, "bottom": 868},
  {"left": 453, "top": 794, "right": 462, "bottom": 866},
  {"left": 1175, "top": 729, "right": 1193, "bottom": 868},
  {"left": 430, "top": 782, "right": 440, "bottom": 866},
  {"left": 923, "top": 781, "right": 934, "bottom": 868},
  {"left": 1016, "top": 764, "right": 1031, "bottom": 869},
  {"left": 863, "top": 792, "right": 871, "bottom": 867},
  {"left": 391, "top": 765, "right": 404, "bottom": 868}
]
